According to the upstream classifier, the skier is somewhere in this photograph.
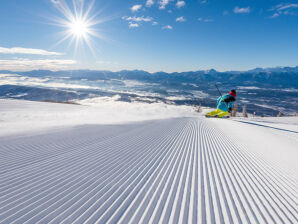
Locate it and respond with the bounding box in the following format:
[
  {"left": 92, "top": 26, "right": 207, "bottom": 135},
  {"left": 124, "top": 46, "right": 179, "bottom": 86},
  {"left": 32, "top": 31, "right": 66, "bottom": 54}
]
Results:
[{"left": 205, "top": 89, "right": 237, "bottom": 118}]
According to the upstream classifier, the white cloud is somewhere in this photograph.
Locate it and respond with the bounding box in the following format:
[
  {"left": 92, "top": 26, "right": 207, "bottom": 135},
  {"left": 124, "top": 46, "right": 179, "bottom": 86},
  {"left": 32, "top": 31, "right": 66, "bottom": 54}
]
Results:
[
  {"left": 234, "top": 6, "right": 250, "bottom": 14},
  {"left": 270, "top": 13, "right": 280, "bottom": 18},
  {"left": 122, "top": 16, "right": 153, "bottom": 22},
  {"left": 50, "top": 0, "right": 60, "bottom": 4},
  {"left": 122, "top": 16, "right": 154, "bottom": 28},
  {"left": 176, "top": 16, "right": 186, "bottom": 22},
  {"left": 129, "top": 23, "right": 139, "bottom": 28},
  {"left": 152, "top": 21, "right": 158, "bottom": 25},
  {"left": 0, "top": 73, "right": 99, "bottom": 90},
  {"left": 198, "top": 17, "right": 213, "bottom": 22},
  {"left": 162, "top": 25, "right": 173, "bottom": 29},
  {"left": 96, "top": 61, "right": 119, "bottom": 65},
  {"left": 146, "top": 0, "right": 154, "bottom": 7},
  {"left": 0, "top": 59, "right": 76, "bottom": 71},
  {"left": 0, "top": 47, "right": 62, "bottom": 56},
  {"left": 270, "top": 4, "right": 298, "bottom": 18},
  {"left": 159, "top": 0, "right": 172, "bottom": 10},
  {"left": 176, "top": 1, "right": 185, "bottom": 8},
  {"left": 130, "top": 4, "right": 142, "bottom": 12},
  {"left": 200, "top": 0, "right": 207, "bottom": 4},
  {"left": 276, "top": 4, "right": 298, "bottom": 11}
]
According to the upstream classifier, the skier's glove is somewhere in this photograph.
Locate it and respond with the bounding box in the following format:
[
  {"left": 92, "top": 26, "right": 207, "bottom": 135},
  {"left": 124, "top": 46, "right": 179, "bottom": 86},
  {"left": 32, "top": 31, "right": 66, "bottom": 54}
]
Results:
[{"left": 228, "top": 108, "right": 232, "bottom": 113}]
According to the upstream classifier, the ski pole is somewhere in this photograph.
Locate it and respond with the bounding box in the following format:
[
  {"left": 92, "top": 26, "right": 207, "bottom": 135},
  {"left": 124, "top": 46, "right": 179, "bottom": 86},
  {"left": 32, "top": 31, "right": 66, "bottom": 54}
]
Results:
[{"left": 215, "top": 84, "right": 222, "bottom": 97}]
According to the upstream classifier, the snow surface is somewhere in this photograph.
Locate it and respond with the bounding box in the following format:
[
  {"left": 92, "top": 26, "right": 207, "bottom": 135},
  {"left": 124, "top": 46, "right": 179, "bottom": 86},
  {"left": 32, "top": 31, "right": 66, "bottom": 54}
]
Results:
[
  {"left": 0, "top": 99, "right": 196, "bottom": 136},
  {"left": 0, "top": 99, "right": 297, "bottom": 223}
]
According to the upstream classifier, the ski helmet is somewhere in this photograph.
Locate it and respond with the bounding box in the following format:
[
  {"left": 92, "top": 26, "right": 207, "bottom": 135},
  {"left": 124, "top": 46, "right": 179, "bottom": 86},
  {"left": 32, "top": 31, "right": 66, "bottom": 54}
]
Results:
[{"left": 229, "top": 89, "right": 237, "bottom": 97}]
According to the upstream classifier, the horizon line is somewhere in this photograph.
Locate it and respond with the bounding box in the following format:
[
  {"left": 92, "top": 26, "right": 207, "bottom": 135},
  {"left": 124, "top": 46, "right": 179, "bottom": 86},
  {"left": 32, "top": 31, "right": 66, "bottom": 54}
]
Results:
[{"left": 1, "top": 65, "right": 298, "bottom": 74}]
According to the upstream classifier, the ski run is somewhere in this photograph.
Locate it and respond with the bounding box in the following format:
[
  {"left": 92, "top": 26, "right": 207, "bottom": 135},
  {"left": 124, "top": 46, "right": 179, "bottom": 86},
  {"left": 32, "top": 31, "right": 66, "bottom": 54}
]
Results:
[{"left": 0, "top": 99, "right": 297, "bottom": 223}]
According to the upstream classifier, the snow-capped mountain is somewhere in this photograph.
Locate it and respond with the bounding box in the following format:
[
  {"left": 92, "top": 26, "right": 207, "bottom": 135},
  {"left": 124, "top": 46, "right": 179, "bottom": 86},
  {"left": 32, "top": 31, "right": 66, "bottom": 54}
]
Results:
[{"left": 0, "top": 66, "right": 297, "bottom": 116}]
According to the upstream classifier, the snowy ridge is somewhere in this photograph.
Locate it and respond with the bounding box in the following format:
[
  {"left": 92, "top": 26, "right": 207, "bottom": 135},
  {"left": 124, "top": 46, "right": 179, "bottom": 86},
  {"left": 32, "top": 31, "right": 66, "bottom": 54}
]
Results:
[
  {"left": 0, "top": 99, "right": 196, "bottom": 136},
  {"left": 0, "top": 117, "right": 297, "bottom": 223}
]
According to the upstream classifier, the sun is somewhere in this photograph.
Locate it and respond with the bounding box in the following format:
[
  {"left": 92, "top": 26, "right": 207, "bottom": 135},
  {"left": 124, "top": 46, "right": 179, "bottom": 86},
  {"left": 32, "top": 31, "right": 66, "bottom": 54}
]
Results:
[
  {"left": 69, "top": 19, "right": 89, "bottom": 38},
  {"left": 50, "top": 0, "right": 104, "bottom": 52}
]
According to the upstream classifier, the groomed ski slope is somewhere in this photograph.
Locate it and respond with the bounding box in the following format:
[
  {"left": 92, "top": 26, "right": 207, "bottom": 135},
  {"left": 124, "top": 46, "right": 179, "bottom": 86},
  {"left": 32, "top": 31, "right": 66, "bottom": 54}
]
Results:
[{"left": 0, "top": 100, "right": 297, "bottom": 223}]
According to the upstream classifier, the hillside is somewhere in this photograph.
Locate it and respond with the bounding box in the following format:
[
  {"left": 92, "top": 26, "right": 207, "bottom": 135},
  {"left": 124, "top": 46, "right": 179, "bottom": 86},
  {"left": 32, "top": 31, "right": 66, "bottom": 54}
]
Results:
[
  {"left": 0, "top": 99, "right": 297, "bottom": 223},
  {"left": 1, "top": 67, "right": 298, "bottom": 116}
]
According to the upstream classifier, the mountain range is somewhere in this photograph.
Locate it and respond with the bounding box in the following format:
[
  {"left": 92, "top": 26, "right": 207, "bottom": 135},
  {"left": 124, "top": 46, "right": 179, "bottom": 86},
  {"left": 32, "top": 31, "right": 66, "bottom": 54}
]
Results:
[
  {"left": 0, "top": 66, "right": 297, "bottom": 116},
  {"left": 2, "top": 66, "right": 298, "bottom": 88}
]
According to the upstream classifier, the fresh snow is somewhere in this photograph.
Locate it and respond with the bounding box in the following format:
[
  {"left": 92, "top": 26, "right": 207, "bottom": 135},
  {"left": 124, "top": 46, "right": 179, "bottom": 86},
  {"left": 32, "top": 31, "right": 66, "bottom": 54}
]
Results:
[
  {"left": 0, "top": 99, "right": 297, "bottom": 223},
  {"left": 0, "top": 99, "right": 196, "bottom": 136}
]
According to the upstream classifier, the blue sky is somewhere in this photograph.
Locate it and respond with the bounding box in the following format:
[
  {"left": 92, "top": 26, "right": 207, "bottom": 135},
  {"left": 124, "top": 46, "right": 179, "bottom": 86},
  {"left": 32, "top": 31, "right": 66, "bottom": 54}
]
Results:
[{"left": 0, "top": 0, "right": 298, "bottom": 72}]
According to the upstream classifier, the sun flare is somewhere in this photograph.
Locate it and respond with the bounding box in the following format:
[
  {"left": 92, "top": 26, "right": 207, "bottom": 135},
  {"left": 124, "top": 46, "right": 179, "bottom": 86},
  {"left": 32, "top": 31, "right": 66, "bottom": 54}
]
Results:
[
  {"left": 51, "top": 0, "right": 103, "bottom": 53},
  {"left": 69, "top": 19, "right": 89, "bottom": 38}
]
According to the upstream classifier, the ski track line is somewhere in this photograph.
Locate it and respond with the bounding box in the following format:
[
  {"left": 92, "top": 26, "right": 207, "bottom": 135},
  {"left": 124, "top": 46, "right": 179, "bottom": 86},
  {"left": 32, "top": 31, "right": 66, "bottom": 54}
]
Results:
[
  {"left": 119, "top": 119, "right": 192, "bottom": 224},
  {"left": 112, "top": 119, "right": 190, "bottom": 224},
  {"left": 207, "top": 122, "right": 297, "bottom": 223},
  {"left": 229, "top": 120, "right": 298, "bottom": 188},
  {"left": 0, "top": 117, "right": 297, "bottom": 224},
  {"left": 0, "top": 122, "right": 157, "bottom": 186},
  {"left": 35, "top": 120, "right": 186, "bottom": 224},
  {"left": 211, "top": 121, "right": 298, "bottom": 206},
  {"left": 62, "top": 120, "right": 187, "bottom": 224},
  {"left": 0, "top": 122, "right": 158, "bottom": 203},
  {"left": 0, "top": 121, "right": 174, "bottom": 223},
  {"left": 0, "top": 124, "right": 147, "bottom": 176},
  {"left": 86, "top": 121, "right": 190, "bottom": 224}
]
